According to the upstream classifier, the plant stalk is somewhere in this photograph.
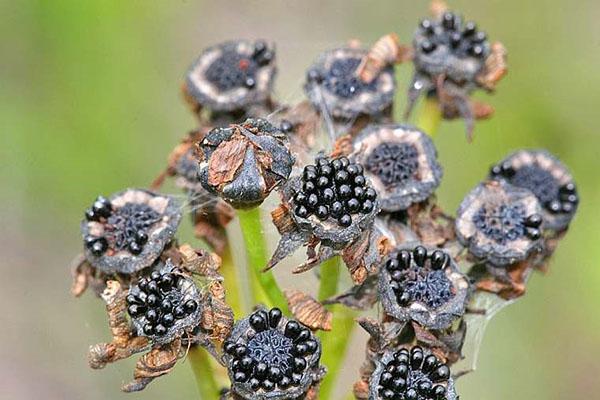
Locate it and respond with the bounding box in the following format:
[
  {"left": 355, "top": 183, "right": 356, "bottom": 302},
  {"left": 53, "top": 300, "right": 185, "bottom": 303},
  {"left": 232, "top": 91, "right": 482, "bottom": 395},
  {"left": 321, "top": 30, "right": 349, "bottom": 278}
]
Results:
[
  {"left": 416, "top": 96, "right": 442, "bottom": 137},
  {"left": 188, "top": 346, "right": 220, "bottom": 400},
  {"left": 219, "top": 242, "right": 244, "bottom": 317}
]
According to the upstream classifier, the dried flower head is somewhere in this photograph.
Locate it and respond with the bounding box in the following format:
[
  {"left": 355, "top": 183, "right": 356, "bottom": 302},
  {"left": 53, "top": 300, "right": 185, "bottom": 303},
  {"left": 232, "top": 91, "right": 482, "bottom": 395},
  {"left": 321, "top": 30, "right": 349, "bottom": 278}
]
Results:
[
  {"left": 127, "top": 261, "right": 201, "bottom": 345},
  {"left": 197, "top": 118, "right": 295, "bottom": 209},
  {"left": 455, "top": 180, "right": 544, "bottom": 267},
  {"left": 268, "top": 155, "right": 381, "bottom": 281},
  {"left": 81, "top": 189, "right": 182, "bottom": 274},
  {"left": 369, "top": 346, "right": 457, "bottom": 400},
  {"left": 407, "top": 7, "right": 507, "bottom": 139},
  {"left": 378, "top": 245, "right": 470, "bottom": 330},
  {"left": 184, "top": 40, "right": 277, "bottom": 113},
  {"left": 304, "top": 47, "right": 395, "bottom": 120},
  {"left": 352, "top": 124, "right": 442, "bottom": 211},
  {"left": 489, "top": 149, "right": 579, "bottom": 231},
  {"left": 223, "top": 307, "right": 325, "bottom": 400}
]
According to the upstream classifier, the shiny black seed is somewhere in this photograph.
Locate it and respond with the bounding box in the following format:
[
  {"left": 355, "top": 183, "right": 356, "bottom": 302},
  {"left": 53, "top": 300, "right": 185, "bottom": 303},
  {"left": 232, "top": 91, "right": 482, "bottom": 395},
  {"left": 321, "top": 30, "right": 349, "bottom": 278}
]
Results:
[
  {"left": 562, "top": 202, "right": 574, "bottom": 213},
  {"left": 304, "top": 166, "right": 317, "bottom": 181},
  {"left": 253, "top": 40, "right": 267, "bottom": 56},
  {"left": 307, "top": 68, "right": 323, "bottom": 83},
  {"left": 331, "top": 159, "right": 343, "bottom": 170},
  {"left": 398, "top": 250, "right": 411, "bottom": 269},
  {"left": 347, "top": 198, "right": 360, "bottom": 213},
  {"left": 160, "top": 299, "right": 172, "bottom": 312},
  {"left": 303, "top": 181, "right": 316, "bottom": 193},
  {"left": 433, "top": 385, "right": 446, "bottom": 399},
  {"left": 261, "top": 380, "right": 275, "bottom": 391},
  {"left": 154, "top": 324, "right": 167, "bottom": 336},
  {"left": 294, "top": 343, "right": 308, "bottom": 355},
  {"left": 174, "top": 305, "right": 186, "bottom": 319},
  {"left": 224, "top": 341, "right": 236, "bottom": 354},
  {"left": 563, "top": 193, "right": 578, "bottom": 204},
  {"left": 147, "top": 281, "right": 159, "bottom": 293},
  {"left": 353, "top": 186, "right": 364, "bottom": 199},
  {"left": 548, "top": 200, "right": 562, "bottom": 214},
  {"left": 296, "top": 328, "right": 311, "bottom": 343},
  {"left": 418, "top": 380, "right": 432, "bottom": 394},
  {"left": 405, "top": 388, "right": 418, "bottom": 400},
  {"left": 410, "top": 350, "right": 424, "bottom": 369},
  {"left": 255, "top": 362, "right": 268, "bottom": 378},
  {"left": 316, "top": 205, "right": 329, "bottom": 220},
  {"left": 294, "top": 192, "right": 307, "bottom": 205},
  {"left": 146, "top": 294, "right": 158, "bottom": 307},
  {"left": 280, "top": 119, "right": 294, "bottom": 133},
  {"left": 432, "top": 365, "right": 450, "bottom": 382},
  {"left": 442, "top": 12, "right": 456, "bottom": 30},
  {"left": 364, "top": 187, "right": 377, "bottom": 200},
  {"left": 250, "top": 313, "right": 268, "bottom": 331},
  {"left": 396, "top": 363, "right": 408, "bottom": 377},
  {"left": 322, "top": 188, "right": 335, "bottom": 203},
  {"left": 278, "top": 376, "right": 291, "bottom": 389},
  {"left": 126, "top": 294, "right": 140, "bottom": 305},
  {"left": 386, "top": 258, "right": 399, "bottom": 271},
  {"left": 85, "top": 208, "right": 99, "bottom": 221},
  {"left": 500, "top": 162, "right": 515, "bottom": 177},
  {"left": 307, "top": 193, "right": 319, "bottom": 208},
  {"left": 268, "top": 308, "right": 282, "bottom": 328},
  {"left": 560, "top": 182, "right": 576, "bottom": 194},
  {"left": 234, "top": 371, "right": 247, "bottom": 382},
  {"left": 240, "top": 356, "right": 253, "bottom": 371},
  {"left": 319, "top": 164, "right": 332, "bottom": 177},
  {"left": 470, "top": 44, "right": 484, "bottom": 57},
  {"left": 339, "top": 157, "right": 349, "bottom": 167},
  {"left": 292, "top": 373, "right": 302, "bottom": 385},
  {"left": 285, "top": 321, "right": 301, "bottom": 338},
  {"left": 362, "top": 199, "right": 374, "bottom": 213},
  {"left": 151, "top": 271, "right": 161, "bottom": 280},
  {"left": 256, "top": 50, "right": 273, "bottom": 66},
  {"left": 90, "top": 238, "right": 108, "bottom": 256},
  {"left": 463, "top": 21, "right": 477, "bottom": 36},
  {"left": 393, "top": 378, "right": 406, "bottom": 391},
  {"left": 304, "top": 339, "right": 318, "bottom": 354},
  {"left": 391, "top": 270, "right": 403, "bottom": 281},
  {"left": 268, "top": 366, "right": 282, "bottom": 382},
  {"left": 339, "top": 214, "right": 352, "bottom": 227},
  {"left": 159, "top": 275, "right": 174, "bottom": 291},
  {"left": 339, "top": 184, "right": 352, "bottom": 199},
  {"left": 382, "top": 389, "right": 395, "bottom": 399},
  {"left": 330, "top": 201, "right": 344, "bottom": 218},
  {"left": 421, "top": 40, "right": 436, "bottom": 54},
  {"left": 293, "top": 357, "right": 307, "bottom": 373},
  {"left": 413, "top": 246, "right": 427, "bottom": 267},
  {"left": 234, "top": 345, "right": 247, "bottom": 357},
  {"left": 381, "top": 371, "right": 393, "bottom": 385},
  {"left": 295, "top": 205, "right": 309, "bottom": 218},
  {"left": 135, "top": 231, "right": 148, "bottom": 245},
  {"left": 398, "top": 291, "right": 412, "bottom": 305},
  {"left": 472, "top": 31, "right": 487, "bottom": 43},
  {"left": 244, "top": 77, "right": 256, "bottom": 88},
  {"left": 423, "top": 354, "right": 439, "bottom": 373},
  {"left": 146, "top": 309, "right": 158, "bottom": 322},
  {"left": 184, "top": 299, "right": 198, "bottom": 313},
  {"left": 420, "top": 19, "right": 434, "bottom": 33},
  {"left": 317, "top": 176, "right": 330, "bottom": 188},
  {"left": 162, "top": 313, "right": 175, "bottom": 327},
  {"left": 450, "top": 32, "right": 462, "bottom": 48},
  {"left": 128, "top": 304, "right": 144, "bottom": 317},
  {"left": 525, "top": 214, "right": 543, "bottom": 227},
  {"left": 430, "top": 250, "right": 448, "bottom": 270},
  {"left": 346, "top": 164, "right": 360, "bottom": 176},
  {"left": 143, "top": 324, "right": 154, "bottom": 335},
  {"left": 129, "top": 241, "right": 142, "bottom": 254},
  {"left": 335, "top": 170, "right": 349, "bottom": 183},
  {"left": 354, "top": 175, "right": 366, "bottom": 186},
  {"left": 490, "top": 164, "right": 502, "bottom": 176},
  {"left": 526, "top": 227, "right": 541, "bottom": 240},
  {"left": 249, "top": 378, "right": 260, "bottom": 389}
]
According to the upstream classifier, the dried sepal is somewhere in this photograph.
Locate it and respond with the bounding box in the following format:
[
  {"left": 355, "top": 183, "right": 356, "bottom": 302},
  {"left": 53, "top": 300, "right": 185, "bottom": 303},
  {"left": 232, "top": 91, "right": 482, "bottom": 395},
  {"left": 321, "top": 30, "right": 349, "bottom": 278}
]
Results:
[
  {"left": 406, "top": 199, "right": 456, "bottom": 247},
  {"left": 122, "top": 339, "right": 182, "bottom": 392},
  {"left": 284, "top": 290, "right": 332, "bottom": 331},
  {"left": 476, "top": 41, "right": 508, "bottom": 91},
  {"left": 357, "top": 33, "right": 413, "bottom": 84}
]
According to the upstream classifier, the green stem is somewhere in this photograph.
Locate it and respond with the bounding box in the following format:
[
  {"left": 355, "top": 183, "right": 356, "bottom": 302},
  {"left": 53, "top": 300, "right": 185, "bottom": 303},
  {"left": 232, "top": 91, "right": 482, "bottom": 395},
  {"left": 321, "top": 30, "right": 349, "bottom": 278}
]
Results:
[
  {"left": 237, "top": 207, "right": 288, "bottom": 312},
  {"left": 220, "top": 242, "right": 244, "bottom": 317},
  {"left": 188, "top": 346, "right": 220, "bottom": 400},
  {"left": 317, "top": 257, "right": 356, "bottom": 400},
  {"left": 416, "top": 96, "right": 442, "bottom": 137}
]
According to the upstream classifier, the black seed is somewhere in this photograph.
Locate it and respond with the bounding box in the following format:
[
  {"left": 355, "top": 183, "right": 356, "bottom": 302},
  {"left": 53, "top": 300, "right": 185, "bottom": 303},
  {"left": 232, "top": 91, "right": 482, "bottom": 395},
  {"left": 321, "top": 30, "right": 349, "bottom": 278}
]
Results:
[
  {"left": 354, "top": 175, "right": 366, "bottom": 186},
  {"left": 250, "top": 313, "right": 267, "bottom": 331},
  {"left": 135, "top": 231, "right": 148, "bottom": 244},
  {"left": 339, "top": 184, "right": 352, "bottom": 199},
  {"left": 285, "top": 321, "right": 301, "bottom": 338},
  {"left": 450, "top": 32, "right": 462, "bottom": 48},
  {"left": 319, "top": 164, "right": 332, "bottom": 177},
  {"left": 470, "top": 44, "right": 484, "bottom": 57},
  {"left": 423, "top": 355, "right": 439, "bottom": 373},
  {"left": 500, "top": 162, "right": 515, "bottom": 177},
  {"left": 128, "top": 304, "right": 144, "bottom": 317},
  {"left": 174, "top": 306, "right": 186, "bottom": 319},
  {"left": 330, "top": 201, "right": 344, "bottom": 218},
  {"left": 442, "top": 12, "right": 456, "bottom": 30},
  {"left": 146, "top": 309, "right": 158, "bottom": 323},
  {"left": 224, "top": 341, "right": 236, "bottom": 354},
  {"left": 548, "top": 200, "right": 562, "bottom": 214},
  {"left": 249, "top": 378, "right": 260, "bottom": 389},
  {"left": 382, "top": 389, "right": 395, "bottom": 399},
  {"left": 262, "top": 380, "right": 275, "bottom": 391},
  {"left": 154, "top": 324, "right": 167, "bottom": 336},
  {"left": 296, "top": 328, "right": 311, "bottom": 343},
  {"left": 304, "top": 339, "right": 318, "bottom": 354},
  {"left": 316, "top": 205, "right": 329, "bottom": 220},
  {"left": 353, "top": 186, "right": 364, "bottom": 199},
  {"left": 525, "top": 214, "right": 543, "bottom": 227},
  {"left": 126, "top": 294, "right": 141, "bottom": 305},
  {"left": 393, "top": 378, "right": 406, "bottom": 391},
  {"left": 386, "top": 258, "right": 399, "bottom": 271},
  {"left": 295, "top": 205, "right": 309, "bottom": 218},
  {"left": 563, "top": 193, "right": 579, "bottom": 204},
  {"left": 85, "top": 208, "right": 99, "bottom": 222},
  {"left": 430, "top": 250, "right": 448, "bottom": 270},
  {"left": 256, "top": 50, "right": 273, "bottom": 66},
  {"left": 396, "top": 363, "right": 408, "bottom": 377},
  {"left": 151, "top": 271, "right": 161, "bottom": 280},
  {"left": 293, "top": 357, "right": 307, "bottom": 372},
  {"left": 410, "top": 350, "right": 424, "bottom": 369},
  {"left": 364, "top": 187, "right": 377, "bottom": 200},
  {"left": 90, "top": 238, "right": 108, "bottom": 256},
  {"left": 432, "top": 365, "right": 450, "bottom": 382},
  {"left": 421, "top": 40, "right": 436, "bottom": 53},
  {"left": 397, "top": 250, "right": 411, "bottom": 269},
  {"left": 147, "top": 281, "right": 159, "bottom": 293},
  {"left": 268, "top": 308, "right": 282, "bottom": 328},
  {"left": 304, "top": 166, "right": 317, "bottom": 181},
  {"left": 405, "top": 388, "right": 418, "bottom": 400},
  {"left": 339, "top": 214, "right": 352, "bottom": 227},
  {"left": 255, "top": 362, "right": 268, "bottom": 378},
  {"left": 413, "top": 246, "right": 428, "bottom": 267},
  {"left": 526, "top": 227, "right": 541, "bottom": 240},
  {"left": 331, "top": 159, "right": 343, "bottom": 170},
  {"left": 560, "top": 182, "right": 576, "bottom": 194},
  {"left": 292, "top": 373, "right": 302, "bottom": 385},
  {"left": 294, "top": 343, "right": 308, "bottom": 356},
  {"left": 146, "top": 294, "right": 158, "bottom": 307},
  {"left": 234, "top": 344, "right": 247, "bottom": 357},
  {"left": 418, "top": 380, "right": 432, "bottom": 394},
  {"left": 398, "top": 291, "right": 412, "bottom": 305},
  {"left": 234, "top": 371, "right": 247, "bottom": 382},
  {"left": 420, "top": 19, "right": 434, "bottom": 33},
  {"left": 307, "top": 193, "right": 319, "bottom": 208},
  {"left": 433, "top": 385, "right": 446, "bottom": 399},
  {"left": 160, "top": 299, "right": 172, "bottom": 312},
  {"left": 280, "top": 119, "right": 294, "bottom": 133},
  {"left": 490, "top": 164, "right": 502, "bottom": 176},
  {"left": 347, "top": 164, "right": 360, "bottom": 176},
  {"left": 268, "top": 367, "right": 282, "bottom": 382},
  {"left": 561, "top": 201, "right": 573, "bottom": 213},
  {"left": 463, "top": 21, "right": 477, "bottom": 36},
  {"left": 303, "top": 181, "right": 316, "bottom": 193},
  {"left": 317, "top": 176, "right": 330, "bottom": 188},
  {"left": 335, "top": 170, "right": 349, "bottom": 183},
  {"left": 278, "top": 376, "right": 291, "bottom": 389},
  {"left": 294, "top": 192, "right": 307, "bottom": 205},
  {"left": 472, "top": 31, "right": 487, "bottom": 43},
  {"left": 162, "top": 313, "right": 174, "bottom": 327},
  {"left": 347, "top": 198, "right": 360, "bottom": 213},
  {"left": 244, "top": 77, "right": 256, "bottom": 88},
  {"left": 362, "top": 199, "right": 374, "bottom": 213},
  {"left": 307, "top": 69, "right": 322, "bottom": 83},
  {"left": 381, "top": 372, "right": 393, "bottom": 385},
  {"left": 322, "top": 188, "right": 335, "bottom": 203},
  {"left": 143, "top": 324, "right": 154, "bottom": 335},
  {"left": 184, "top": 299, "right": 198, "bottom": 313},
  {"left": 129, "top": 241, "right": 142, "bottom": 254},
  {"left": 339, "top": 157, "right": 349, "bottom": 167}
]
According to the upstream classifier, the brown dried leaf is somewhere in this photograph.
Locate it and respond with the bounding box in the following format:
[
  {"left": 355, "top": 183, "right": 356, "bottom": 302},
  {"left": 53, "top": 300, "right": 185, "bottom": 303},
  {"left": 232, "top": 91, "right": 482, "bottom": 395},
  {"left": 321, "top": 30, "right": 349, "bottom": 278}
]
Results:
[
  {"left": 284, "top": 290, "right": 332, "bottom": 331},
  {"left": 122, "top": 340, "right": 182, "bottom": 392},
  {"left": 207, "top": 134, "right": 248, "bottom": 188}
]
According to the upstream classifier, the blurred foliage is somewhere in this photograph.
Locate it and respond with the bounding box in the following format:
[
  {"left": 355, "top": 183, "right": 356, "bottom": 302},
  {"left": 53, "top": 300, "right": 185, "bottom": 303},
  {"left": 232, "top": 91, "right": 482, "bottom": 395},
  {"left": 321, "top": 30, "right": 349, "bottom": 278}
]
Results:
[{"left": 1, "top": 1, "right": 599, "bottom": 399}]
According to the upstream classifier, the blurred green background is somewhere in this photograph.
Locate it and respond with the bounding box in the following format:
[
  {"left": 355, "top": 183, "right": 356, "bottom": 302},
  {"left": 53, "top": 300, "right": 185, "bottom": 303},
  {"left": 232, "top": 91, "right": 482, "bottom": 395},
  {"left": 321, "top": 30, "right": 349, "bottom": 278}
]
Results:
[{"left": 1, "top": 0, "right": 599, "bottom": 399}]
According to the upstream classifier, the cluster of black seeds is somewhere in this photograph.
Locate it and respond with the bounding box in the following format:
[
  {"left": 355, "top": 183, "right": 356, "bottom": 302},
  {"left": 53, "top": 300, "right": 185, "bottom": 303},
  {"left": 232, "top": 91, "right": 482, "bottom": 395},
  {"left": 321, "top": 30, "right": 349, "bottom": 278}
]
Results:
[
  {"left": 377, "top": 346, "right": 451, "bottom": 400},
  {"left": 385, "top": 246, "right": 454, "bottom": 309},
  {"left": 127, "top": 270, "right": 198, "bottom": 337},
  {"left": 293, "top": 156, "right": 377, "bottom": 227},
  {"left": 308, "top": 57, "right": 377, "bottom": 99},
  {"left": 418, "top": 11, "right": 488, "bottom": 59},
  {"left": 205, "top": 41, "right": 273, "bottom": 91},
  {"left": 225, "top": 308, "right": 318, "bottom": 392},
  {"left": 84, "top": 196, "right": 160, "bottom": 256},
  {"left": 472, "top": 203, "right": 542, "bottom": 244},
  {"left": 366, "top": 142, "right": 420, "bottom": 186},
  {"left": 491, "top": 162, "right": 579, "bottom": 215}
]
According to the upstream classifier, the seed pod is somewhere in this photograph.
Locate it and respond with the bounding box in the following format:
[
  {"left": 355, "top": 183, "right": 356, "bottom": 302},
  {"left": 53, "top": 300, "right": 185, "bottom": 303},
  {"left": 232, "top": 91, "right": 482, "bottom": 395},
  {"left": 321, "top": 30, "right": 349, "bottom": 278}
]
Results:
[
  {"left": 223, "top": 308, "right": 325, "bottom": 400},
  {"left": 368, "top": 346, "right": 458, "bottom": 400},
  {"left": 304, "top": 47, "right": 396, "bottom": 120},
  {"left": 127, "top": 261, "right": 202, "bottom": 345},
  {"left": 81, "top": 189, "right": 182, "bottom": 274},
  {"left": 184, "top": 40, "right": 277, "bottom": 112},
  {"left": 352, "top": 124, "right": 442, "bottom": 211},
  {"left": 378, "top": 245, "right": 470, "bottom": 329},
  {"left": 489, "top": 149, "right": 578, "bottom": 232},
  {"left": 455, "top": 180, "right": 544, "bottom": 267},
  {"left": 197, "top": 118, "right": 295, "bottom": 209}
]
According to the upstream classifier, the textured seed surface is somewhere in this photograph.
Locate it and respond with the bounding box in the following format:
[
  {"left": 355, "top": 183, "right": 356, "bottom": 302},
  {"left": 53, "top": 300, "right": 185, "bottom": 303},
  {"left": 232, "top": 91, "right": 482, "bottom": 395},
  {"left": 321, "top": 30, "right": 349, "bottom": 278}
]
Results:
[{"left": 366, "top": 142, "right": 419, "bottom": 186}]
